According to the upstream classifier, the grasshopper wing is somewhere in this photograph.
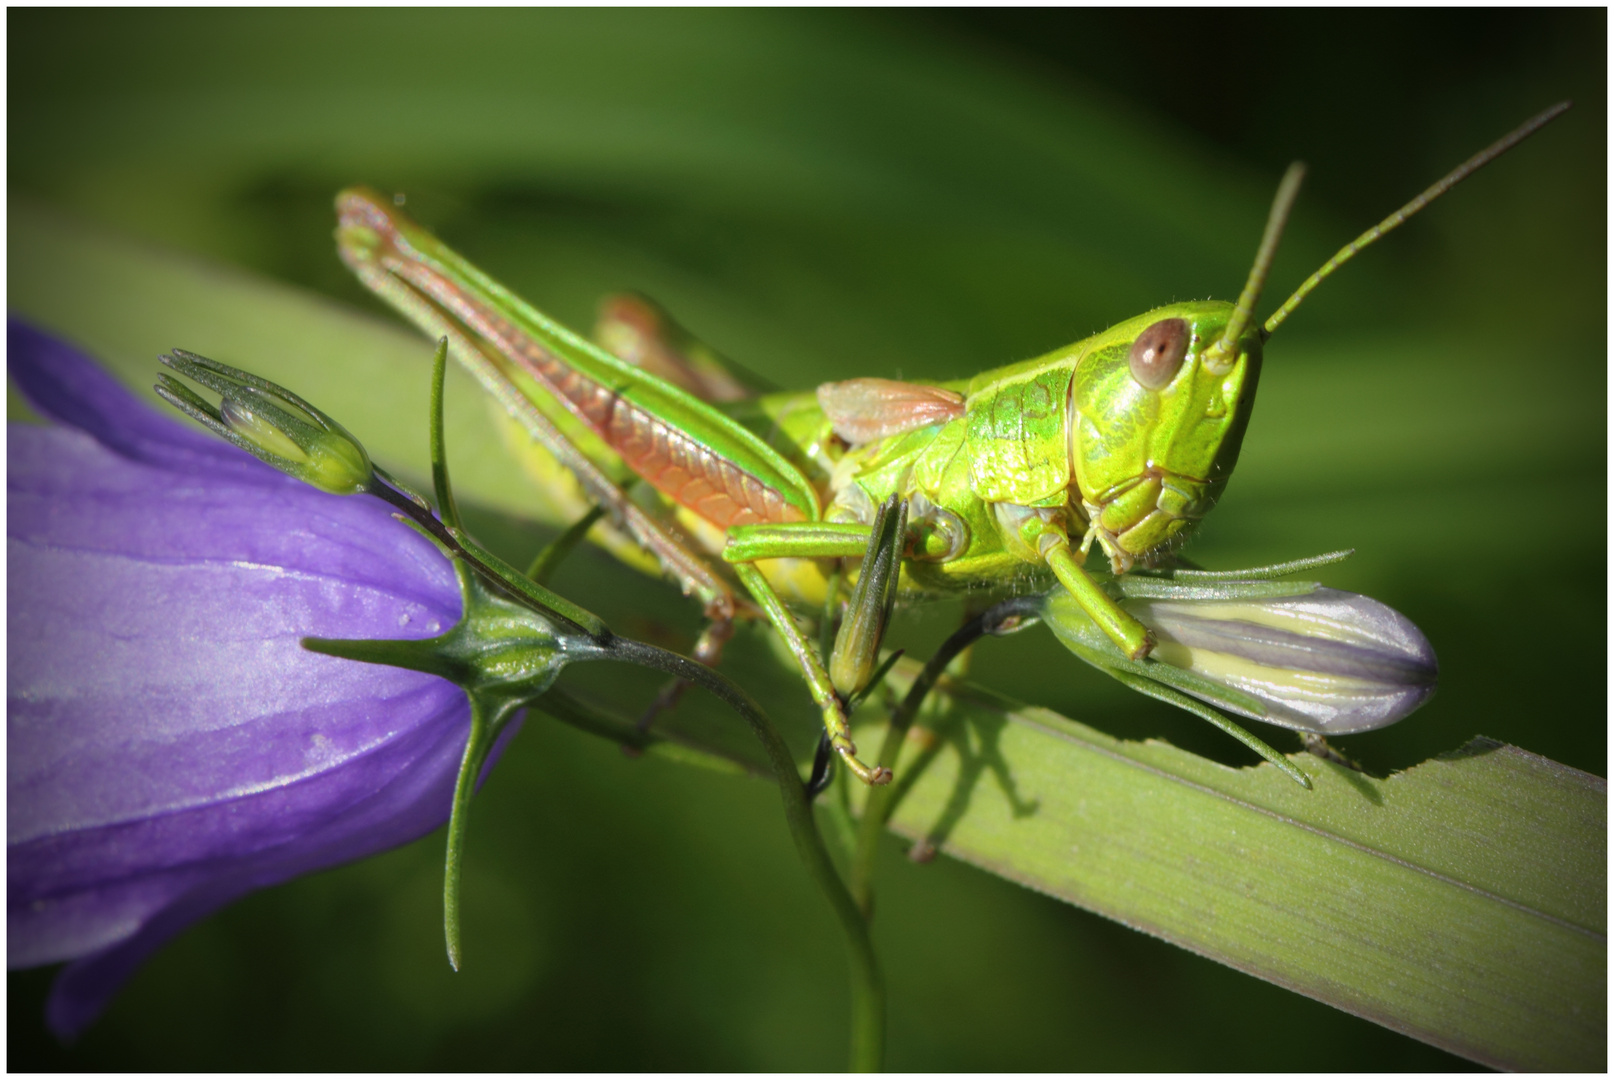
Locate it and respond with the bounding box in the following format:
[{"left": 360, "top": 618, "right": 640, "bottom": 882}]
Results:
[{"left": 817, "top": 378, "right": 964, "bottom": 445}]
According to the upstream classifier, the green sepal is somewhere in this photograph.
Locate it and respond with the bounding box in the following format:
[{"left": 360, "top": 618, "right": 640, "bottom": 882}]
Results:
[
  {"left": 1103, "top": 666, "right": 1312, "bottom": 789},
  {"left": 1175, "top": 548, "right": 1354, "bottom": 579},
  {"left": 427, "top": 337, "right": 463, "bottom": 531},
  {"left": 450, "top": 524, "right": 607, "bottom": 641},
  {"left": 440, "top": 694, "right": 518, "bottom": 971},
  {"left": 1042, "top": 589, "right": 1273, "bottom": 720},
  {"left": 1110, "top": 548, "right": 1349, "bottom": 597},
  {"left": 305, "top": 555, "right": 605, "bottom": 968},
  {"left": 305, "top": 557, "right": 598, "bottom": 697},
  {"left": 1105, "top": 549, "right": 1352, "bottom": 601},
  {"left": 425, "top": 337, "right": 606, "bottom": 639},
  {"left": 1114, "top": 577, "right": 1323, "bottom": 602}
]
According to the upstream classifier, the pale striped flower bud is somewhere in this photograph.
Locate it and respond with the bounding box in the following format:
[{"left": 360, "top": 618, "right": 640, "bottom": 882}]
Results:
[
  {"left": 1043, "top": 572, "right": 1438, "bottom": 735},
  {"left": 1123, "top": 588, "right": 1438, "bottom": 734}
]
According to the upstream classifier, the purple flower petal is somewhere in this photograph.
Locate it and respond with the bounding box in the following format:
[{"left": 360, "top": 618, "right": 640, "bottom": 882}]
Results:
[
  {"left": 7, "top": 320, "right": 492, "bottom": 1037},
  {"left": 10, "top": 321, "right": 274, "bottom": 481}
]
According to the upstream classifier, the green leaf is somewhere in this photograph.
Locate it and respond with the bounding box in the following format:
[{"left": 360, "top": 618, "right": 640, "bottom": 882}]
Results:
[{"left": 857, "top": 691, "right": 1605, "bottom": 1072}]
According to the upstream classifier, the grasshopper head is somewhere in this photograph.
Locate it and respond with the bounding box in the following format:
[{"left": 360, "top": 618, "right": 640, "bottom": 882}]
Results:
[
  {"left": 1070, "top": 302, "right": 1263, "bottom": 566},
  {"left": 1068, "top": 161, "right": 1308, "bottom": 571}
]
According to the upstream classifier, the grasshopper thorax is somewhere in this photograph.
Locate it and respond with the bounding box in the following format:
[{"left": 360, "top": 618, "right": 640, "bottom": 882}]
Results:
[{"left": 940, "top": 300, "right": 1261, "bottom": 576}]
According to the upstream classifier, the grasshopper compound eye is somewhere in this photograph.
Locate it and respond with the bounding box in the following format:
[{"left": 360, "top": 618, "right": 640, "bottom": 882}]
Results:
[{"left": 1127, "top": 317, "right": 1190, "bottom": 390}]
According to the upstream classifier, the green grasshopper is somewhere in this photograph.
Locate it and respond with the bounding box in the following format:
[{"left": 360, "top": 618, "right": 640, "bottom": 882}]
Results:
[{"left": 335, "top": 104, "right": 1566, "bottom": 787}]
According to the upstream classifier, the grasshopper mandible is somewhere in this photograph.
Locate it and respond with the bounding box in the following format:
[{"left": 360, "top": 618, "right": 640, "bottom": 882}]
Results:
[{"left": 335, "top": 103, "right": 1566, "bottom": 787}]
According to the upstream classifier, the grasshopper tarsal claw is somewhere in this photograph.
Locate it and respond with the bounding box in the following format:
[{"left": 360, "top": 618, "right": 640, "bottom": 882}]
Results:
[{"left": 840, "top": 748, "right": 893, "bottom": 787}]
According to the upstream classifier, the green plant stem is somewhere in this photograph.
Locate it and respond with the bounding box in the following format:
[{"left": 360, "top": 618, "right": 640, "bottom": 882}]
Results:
[
  {"left": 607, "top": 638, "right": 885, "bottom": 1072},
  {"left": 526, "top": 504, "right": 606, "bottom": 584},
  {"left": 849, "top": 596, "right": 1042, "bottom": 915},
  {"left": 364, "top": 477, "right": 605, "bottom": 639}
]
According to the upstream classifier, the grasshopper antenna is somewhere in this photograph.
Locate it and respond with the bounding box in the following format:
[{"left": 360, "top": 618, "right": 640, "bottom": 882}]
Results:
[
  {"left": 1262, "top": 101, "right": 1571, "bottom": 338},
  {"left": 1205, "top": 161, "right": 1307, "bottom": 371}
]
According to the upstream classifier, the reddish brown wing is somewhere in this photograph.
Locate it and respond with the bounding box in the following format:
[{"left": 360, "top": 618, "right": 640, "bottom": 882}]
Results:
[{"left": 817, "top": 378, "right": 965, "bottom": 445}]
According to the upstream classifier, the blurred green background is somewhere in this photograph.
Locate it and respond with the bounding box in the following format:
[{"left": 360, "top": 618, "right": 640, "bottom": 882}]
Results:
[{"left": 8, "top": 9, "right": 1604, "bottom": 1070}]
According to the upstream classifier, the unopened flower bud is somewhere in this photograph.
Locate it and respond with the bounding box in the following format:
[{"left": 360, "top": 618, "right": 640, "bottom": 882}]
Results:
[
  {"left": 221, "top": 387, "right": 372, "bottom": 495},
  {"left": 156, "top": 350, "right": 373, "bottom": 495},
  {"left": 218, "top": 390, "right": 312, "bottom": 464},
  {"left": 1044, "top": 582, "right": 1438, "bottom": 735},
  {"left": 1128, "top": 589, "right": 1438, "bottom": 734}
]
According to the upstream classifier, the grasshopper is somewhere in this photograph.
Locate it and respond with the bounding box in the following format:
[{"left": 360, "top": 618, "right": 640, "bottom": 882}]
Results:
[{"left": 335, "top": 104, "right": 1566, "bottom": 787}]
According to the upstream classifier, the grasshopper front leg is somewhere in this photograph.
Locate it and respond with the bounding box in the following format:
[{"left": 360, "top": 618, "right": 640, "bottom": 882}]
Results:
[
  {"left": 732, "top": 564, "right": 890, "bottom": 786},
  {"left": 724, "top": 518, "right": 900, "bottom": 786},
  {"left": 1043, "top": 540, "right": 1152, "bottom": 660},
  {"left": 992, "top": 503, "right": 1154, "bottom": 661}
]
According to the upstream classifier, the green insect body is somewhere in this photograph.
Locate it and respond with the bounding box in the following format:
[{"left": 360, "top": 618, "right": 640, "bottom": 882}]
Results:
[
  {"left": 335, "top": 103, "right": 1565, "bottom": 787},
  {"left": 798, "top": 301, "right": 1261, "bottom": 590}
]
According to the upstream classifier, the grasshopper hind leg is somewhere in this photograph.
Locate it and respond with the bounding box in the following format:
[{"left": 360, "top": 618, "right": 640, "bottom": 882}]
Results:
[
  {"left": 593, "top": 292, "right": 762, "bottom": 402},
  {"left": 593, "top": 291, "right": 762, "bottom": 733},
  {"left": 634, "top": 614, "right": 736, "bottom": 732}
]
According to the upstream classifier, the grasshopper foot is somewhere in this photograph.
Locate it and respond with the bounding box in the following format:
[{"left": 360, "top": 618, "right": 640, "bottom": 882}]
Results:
[
  {"left": 908, "top": 838, "right": 937, "bottom": 864},
  {"left": 1129, "top": 630, "right": 1156, "bottom": 662},
  {"left": 828, "top": 719, "right": 892, "bottom": 786},
  {"left": 1302, "top": 733, "right": 1367, "bottom": 773},
  {"left": 838, "top": 745, "right": 893, "bottom": 786}
]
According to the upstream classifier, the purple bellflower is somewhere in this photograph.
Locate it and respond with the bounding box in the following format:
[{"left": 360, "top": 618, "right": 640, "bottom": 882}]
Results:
[{"left": 7, "top": 320, "right": 499, "bottom": 1038}]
